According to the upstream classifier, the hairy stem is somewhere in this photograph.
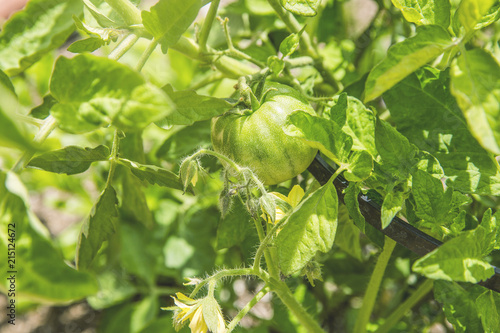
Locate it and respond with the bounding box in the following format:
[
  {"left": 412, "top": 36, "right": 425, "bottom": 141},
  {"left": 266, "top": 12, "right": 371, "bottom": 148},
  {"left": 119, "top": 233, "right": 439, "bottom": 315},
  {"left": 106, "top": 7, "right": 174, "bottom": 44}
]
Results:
[
  {"left": 270, "top": 278, "right": 325, "bottom": 333},
  {"left": 353, "top": 237, "right": 397, "bottom": 333},
  {"left": 189, "top": 268, "right": 256, "bottom": 298},
  {"left": 374, "top": 279, "right": 433, "bottom": 333},
  {"left": 226, "top": 285, "right": 271, "bottom": 332},
  {"left": 105, "top": 129, "right": 121, "bottom": 188}
]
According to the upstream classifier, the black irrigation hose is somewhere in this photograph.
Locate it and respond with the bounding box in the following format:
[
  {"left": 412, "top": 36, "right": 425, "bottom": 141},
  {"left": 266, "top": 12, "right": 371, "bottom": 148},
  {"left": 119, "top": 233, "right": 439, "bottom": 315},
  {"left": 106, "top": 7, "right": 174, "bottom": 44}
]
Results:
[{"left": 307, "top": 154, "right": 500, "bottom": 294}]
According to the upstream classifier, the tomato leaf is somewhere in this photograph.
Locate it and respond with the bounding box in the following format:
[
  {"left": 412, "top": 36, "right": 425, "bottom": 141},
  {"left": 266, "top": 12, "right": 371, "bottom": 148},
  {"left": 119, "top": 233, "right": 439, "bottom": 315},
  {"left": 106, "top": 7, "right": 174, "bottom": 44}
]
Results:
[
  {"left": 381, "top": 188, "right": 405, "bottom": 229},
  {"left": 391, "top": 0, "right": 451, "bottom": 28},
  {"left": 344, "top": 183, "right": 384, "bottom": 247},
  {"left": 0, "top": 84, "right": 34, "bottom": 151},
  {"left": 76, "top": 185, "right": 119, "bottom": 270},
  {"left": 280, "top": 0, "right": 321, "bottom": 17},
  {"left": 476, "top": 290, "right": 500, "bottom": 332},
  {"left": 157, "top": 84, "right": 234, "bottom": 128},
  {"left": 119, "top": 158, "right": 184, "bottom": 192},
  {"left": 0, "top": 0, "right": 82, "bottom": 75},
  {"left": 0, "top": 172, "right": 98, "bottom": 302},
  {"left": 284, "top": 111, "right": 353, "bottom": 165},
  {"left": 344, "top": 150, "right": 373, "bottom": 182},
  {"left": 384, "top": 67, "right": 500, "bottom": 196},
  {"left": 412, "top": 169, "right": 453, "bottom": 223},
  {"left": 276, "top": 178, "right": 338, "bottom": 275},
  {"left": 141, "top": 0, "right": 203, "bottom": 53},
  {"left": 453, "top": 0, "right": 497, "bottom": 34},
  {"left": 434, "top": 281, "right": 485, "bottom": 333},
  {"left": 364, "top": 25, "right": 453, "bottom": 102},
  {"left": 27, "top": 145, "right": 110, "bottom": 175},
  {"left": 451, "top": 49, "right": 500, "bottom": 155},
  {"left": 412, "top": 224, "right": 496, "bottom": 283},
  {"left": 216, "top": 199, "right": 253, "bottom": 250},
  {"left": 50, "top": 54, "right": 173, "bottom": 133},
  {"left": 329, "top": 94, "right": 378, "bottom": 158}
]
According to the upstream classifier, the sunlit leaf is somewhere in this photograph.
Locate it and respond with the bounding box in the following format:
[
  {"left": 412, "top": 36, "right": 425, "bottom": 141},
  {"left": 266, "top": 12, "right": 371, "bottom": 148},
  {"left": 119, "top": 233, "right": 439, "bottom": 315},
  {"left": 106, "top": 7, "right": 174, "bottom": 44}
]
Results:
[{"left": 391, "top": 0, "right": 451, "bottom": 28}]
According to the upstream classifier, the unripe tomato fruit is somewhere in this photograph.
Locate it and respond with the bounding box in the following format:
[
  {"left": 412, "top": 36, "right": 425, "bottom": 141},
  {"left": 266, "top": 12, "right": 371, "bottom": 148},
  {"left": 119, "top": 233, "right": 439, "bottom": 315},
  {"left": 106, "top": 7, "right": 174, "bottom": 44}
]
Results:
[{"left": 211, "top": 82, "right": 318, "bottom": 185}]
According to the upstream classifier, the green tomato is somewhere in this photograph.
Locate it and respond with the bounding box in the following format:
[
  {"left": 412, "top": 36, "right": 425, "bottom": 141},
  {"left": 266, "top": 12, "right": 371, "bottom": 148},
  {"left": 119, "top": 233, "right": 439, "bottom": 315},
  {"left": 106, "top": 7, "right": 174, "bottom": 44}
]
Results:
[{"left": 211, "top": 82, "right": 318, "bottom": 185}]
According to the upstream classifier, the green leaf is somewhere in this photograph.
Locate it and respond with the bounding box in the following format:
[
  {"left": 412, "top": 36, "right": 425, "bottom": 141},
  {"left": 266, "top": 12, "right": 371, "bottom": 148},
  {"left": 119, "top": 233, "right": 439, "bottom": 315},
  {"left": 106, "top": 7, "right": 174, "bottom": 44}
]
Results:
[
  {"left": 120, "top": 171, "right": 154, "bottom": 229},
  {"left": 76, "top": 185, "right": 119, "bottom": 270},
  {"left": 141, "top": 0, "right": 203, "bottom": 53},
  {"left": 344, "top": 150, "right": 373, "bottom": 182},
  {"left": 119, "top": 158, "right": 184, "bottom": 191},
  {"left": 68, "top": 37, "right": 105, "bottom": 53},
  {"left": 0, "top": 69, "right": 15, "bottom": 94},
  {"left": 344, "top": 182, "right": 384, "bottom": 247},
  {"left": 156, "top": 120, "right": 212, "bottom": 160},
  {"left": 375, "top": 119, "right": 417, "bottom": 179},
  {"left": 30, "top": 94, "right": 58, "bottom": 119},
  {"left": 27, "top": 145, "right": 110, "bottom": 175},
  {"left": 268, "top": 55, "right": 285, "bottom": 75},
  {"left": 391, "top": 0, "right": 451, "bottom": 28},
  {"left": 329, "top": 94, "right": 378, "bottom": 157},
  {"left": 0, "top": 0, "right": 82, "bottom": 75},
  {"left": 279, "top": 31, "right": 302, "bottom": 58},
  {"left": 0, "top": 84, "right": 33, "bottom": 151},
  {"left": 451, "top": 49, "right": 500, "bottom": 155},
  {"left": 384, "top": 68, "right": 500, "bottom": 195},
  {"left": 364, "top": 25, "right": 453, "bottom": 102},
  {"left": 412, "top": 224, "right": 495, "bottom": 283},
  {"left": 284, "top": 111, "right": 353, "bottom": 165},
  {"left": 381, "top": 188, "right": 405, "bottom": 229},
  {"left": 415, "top": 151, "right": 445, "bottom": 178},
  {"left": 280, "top": 0, "right": 321, "bottom": 17},
  {"left": 476, "top": 290, "right": 500, "bottom": 332},
  {"left": 434, "top": 281, "right": 484, "bottom": 333},
  {"left": 412, "top": 169, "right": 453, "bottom": 223},
  {"left": 454, "top": 0, "right": 497, "bottom": 34},
  {"left": 157, "top": 84, "right": 234, "bottom": 128},
  {"left": 0, "top": 172, "right": 98, "bottom": 303},
  {"left": 336, "top": 204, "right": 362, "bottom": 261},
  {"left": 216, "top": 199, "right": 252, "bottom": 250},
  {"left": 50, "top": 54, "right": 173, "bottom": 133},
  {"left": 474, "top": 3, "right": 500, "bottom": 30},
  {"left": 276, "top": 178, "right": 338, "bottom": 275}
]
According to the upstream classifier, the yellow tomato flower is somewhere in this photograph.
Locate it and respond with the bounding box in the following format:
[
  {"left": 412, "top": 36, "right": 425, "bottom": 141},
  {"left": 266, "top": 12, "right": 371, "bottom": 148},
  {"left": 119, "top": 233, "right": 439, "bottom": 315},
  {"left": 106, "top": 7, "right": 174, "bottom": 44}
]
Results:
[
  {"left": 170, "top": 293, "right": 225, "bottom": 333},
  {"left": 262, "top": 185, "right": 305, "bottom": 224}
]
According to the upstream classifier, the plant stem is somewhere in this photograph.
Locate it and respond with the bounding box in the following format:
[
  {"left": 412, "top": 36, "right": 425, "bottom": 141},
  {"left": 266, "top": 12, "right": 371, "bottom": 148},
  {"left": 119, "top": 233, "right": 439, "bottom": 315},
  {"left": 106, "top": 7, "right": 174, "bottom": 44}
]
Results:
[
  {"left": 136, "top": 38, "right": 159, "bottom": 72},
  {"left": 108, "top": 33, "right": 140, "bottom": 61},
  {"left": 226, "top": 284, "right": 271, "bottom": 332},
  {"left": 253, "top": 218, "right": 280, "bottom": 278},
  {"left": 12, "top": 115, "right": 58, "bottom": 173},
  {"left": 375, "top": 279, "right": 434, "bottom": 333},
  {"left": 266, "top": 0, "right": 339, "bottom": 91},
  {"left": 189, "top": 268, "right": 256, "bottom": 298},
  {"left": 353, "top": 237, "right": 397, "bottom": 333},
  {"left": 105, "top": 129, "right": 120, "bottom": 188},
  {"left": 104, "top": 0, "right": 141, "bottom": 25},
  {"left": 270, "top": 278, "right": 325, "bottom": 333},
  {"left": 199, "top": 0, "right": 220, "bottom": 52}
]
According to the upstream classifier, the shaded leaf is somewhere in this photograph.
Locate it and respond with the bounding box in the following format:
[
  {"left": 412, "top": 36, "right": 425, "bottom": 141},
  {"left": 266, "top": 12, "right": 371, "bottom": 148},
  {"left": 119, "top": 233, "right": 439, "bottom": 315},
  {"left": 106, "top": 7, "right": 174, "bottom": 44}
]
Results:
[
  {"left": 0, "top": 84, "right": 33, "bottom": 151},
  {"left": 0, "top": 172, "right": 98, "bottom": 302},
  {"left": 384, "top": 68, "right": 500, "bottom": 195},
  {"left": 216, "top": 199, "right": 253, "bottom": 250},
  {"left": 364, "top": 25, "right": 453, "bottom": 102},
  {"left": 119, "top": 158, "right": 184, "bottom": 191},
  {"left": 476, "top": 290, "right": 500, "bottom": 332},
  {"left": 412, "top": 169, "right": 452, "bottom": 223},
  {"left": 76, "top": 186, "right": 119, "bottom": 270},
  {"left": 30, "top": 94, "right": 58, "bottom": 119},
  {"left": 28, "top": 145, "right": 110, "bottom": 175}
]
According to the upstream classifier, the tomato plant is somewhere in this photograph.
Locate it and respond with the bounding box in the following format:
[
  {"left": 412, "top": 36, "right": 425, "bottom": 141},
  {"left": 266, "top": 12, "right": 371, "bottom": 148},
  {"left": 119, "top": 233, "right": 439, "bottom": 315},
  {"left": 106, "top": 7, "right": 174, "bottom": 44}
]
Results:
[{"left": 1, "top": 0, "right": 500, "bottom": 333}]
